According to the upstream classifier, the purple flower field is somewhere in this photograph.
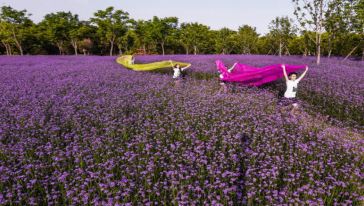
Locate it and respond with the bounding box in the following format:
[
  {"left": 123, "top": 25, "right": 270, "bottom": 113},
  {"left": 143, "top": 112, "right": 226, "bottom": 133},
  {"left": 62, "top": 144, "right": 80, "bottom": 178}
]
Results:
[
  {"left": 0, "top": 55, "right": 363, "bottom": 205},
  {"left": 138, "top": 55, "right": 364, "bottom": 127}
]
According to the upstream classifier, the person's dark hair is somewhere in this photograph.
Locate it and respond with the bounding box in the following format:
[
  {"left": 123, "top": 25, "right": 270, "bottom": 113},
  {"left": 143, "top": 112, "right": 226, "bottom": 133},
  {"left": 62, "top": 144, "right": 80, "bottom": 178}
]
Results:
[{"left": 288, "top": 72, "right": 298, "bottom": 77}]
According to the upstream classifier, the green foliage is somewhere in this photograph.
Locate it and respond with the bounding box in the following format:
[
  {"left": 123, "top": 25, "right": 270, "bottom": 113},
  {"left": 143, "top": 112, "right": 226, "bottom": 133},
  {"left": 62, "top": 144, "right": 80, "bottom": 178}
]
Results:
[
  {"left": 214, "top": 28, "right": 236, "bottom": 54},
  {"left": 149, "top": 16, "right": 178, "bottom": 55},
  {"left": 91, "top": 7, "right": 130, "bottom": 56},
  {"left": 179, "top": 22, "right": 212, "bottom": 55},
  {"left": 267, "top": 16, "right": 296, "bottom": 56},
  {"left": 38, "top": 12, "right": 80, "bottom": 55},
  {"left": 292, "top": 0, "right": 331, "bottom": 64},
  {"left": 117, "top": 30, "right": 138, "bottom": 54},
  {"left": 234, "top": 25, "right": 260, "bottom": 54},
  {"left": 0, "top": 4, "right": 363, "bottom": 58},
  {"left": 132, "top": 20, "right": 154, "bottom": 54},
  {"left": 0, "top": 6, "right": 32, "bottom": 55}
]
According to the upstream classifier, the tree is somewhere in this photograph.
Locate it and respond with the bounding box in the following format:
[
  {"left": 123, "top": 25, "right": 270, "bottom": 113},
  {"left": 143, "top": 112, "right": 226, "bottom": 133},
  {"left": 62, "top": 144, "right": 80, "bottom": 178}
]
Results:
[
  {"left": 91, "top": 7, "right": 130, "bottom": 56},
  {"left": 256, "top": 36, "right": 271, "bottom": 54},
  {"left": 79, "top": 38, "right": 93, "bottom": 55},
  {"left": 0, "top": 6, "right": 32, "bottom": 55},
  {"left": 292, "top": 0, "right": 334, "bottom": 64},
  {"left": 324, "top": 0, "right": 363, "bottom": 60},
  {"left": 132, "top": 20, "right": 154, "bottom": 54},
  {"left": 117, "top": 30, "right": 137, "bottom": 54},
  {"left": 69, "top": 20, "right": 82, "bottom": 55},
  {"left": 215, "top": 27, "right": 236, "bottom": 54},
  {"left": 302, "top": 30, "right": 317, "bottom": 56},
  {"left": 324, "top": 0, "right": 349, "bottom": 57},
  {"left": 39, "top": 12, "right": 79, "bottom": 55},
  {"left": 69, "top": 21, "right": 95, "bottom": 55},
  {"left": 150, "top": 16, "right": 178, "bottom": 55},
  {"left": 288, "top": 35, "right": 306, "bottom": 55},
  {"left": 0, "top": 21, "right": 13, "bottom": 55},
  {"left": 0, "top": 5, "right": 362, "bottom": 57},
  {"left": 268, "top": 16, "right": 296, "bottom": 57},
  {"left": 234, "top": 25, "right": 259, "bottom": 54},
  {"left": 179, "top": 23, "right": 211, "bottom": 55},
  {"left": 352, "top": 0, "right": 364, "bottom": 60}
]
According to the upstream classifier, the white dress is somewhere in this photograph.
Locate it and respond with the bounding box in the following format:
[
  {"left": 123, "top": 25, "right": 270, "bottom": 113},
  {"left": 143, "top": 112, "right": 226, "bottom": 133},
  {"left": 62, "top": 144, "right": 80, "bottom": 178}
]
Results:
[
  {"left": 173, "top": 68, "right": 182, "bottom": 79},
  {"left": 284, "top": 80, "right": 300, "bottom": 98}
]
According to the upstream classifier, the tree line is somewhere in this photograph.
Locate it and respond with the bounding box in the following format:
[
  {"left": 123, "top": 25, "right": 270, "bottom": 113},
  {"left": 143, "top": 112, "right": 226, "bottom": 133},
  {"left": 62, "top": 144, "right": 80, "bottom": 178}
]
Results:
[{"left": 0, "top": 0, "right": 363, "bottom": 64}]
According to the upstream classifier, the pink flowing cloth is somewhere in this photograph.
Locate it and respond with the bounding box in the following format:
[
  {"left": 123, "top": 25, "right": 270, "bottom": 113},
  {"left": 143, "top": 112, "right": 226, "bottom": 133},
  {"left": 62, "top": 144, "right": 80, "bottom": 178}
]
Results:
[{"left": 216, "top": 60, "right": 306, "bottom": 86}]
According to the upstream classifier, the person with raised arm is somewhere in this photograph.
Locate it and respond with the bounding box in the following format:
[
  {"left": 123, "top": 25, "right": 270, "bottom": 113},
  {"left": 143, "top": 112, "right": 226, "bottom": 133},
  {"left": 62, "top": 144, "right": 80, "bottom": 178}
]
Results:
[
  {"left": 282, "top": 64, "right": 309, "bottom": 114},
  {"left": 169, "top": 60, "right": 191, "bottom": 79},
  {"left": 228, "top": 63, "right": 238, "bottom": 73}
]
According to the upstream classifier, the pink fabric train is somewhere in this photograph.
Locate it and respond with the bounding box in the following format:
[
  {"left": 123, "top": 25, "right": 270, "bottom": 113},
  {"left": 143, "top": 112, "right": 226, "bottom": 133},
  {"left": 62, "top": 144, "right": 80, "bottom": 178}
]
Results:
[{"left": 216, "top": 60, "right": 307, "bottom": 86}]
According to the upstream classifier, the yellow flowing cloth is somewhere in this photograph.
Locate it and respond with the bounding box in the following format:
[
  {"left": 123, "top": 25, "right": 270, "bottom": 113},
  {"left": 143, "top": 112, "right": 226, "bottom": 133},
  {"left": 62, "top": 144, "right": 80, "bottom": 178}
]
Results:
[{"left": 116, "top": 55, "right": 191, "bottom": 71}]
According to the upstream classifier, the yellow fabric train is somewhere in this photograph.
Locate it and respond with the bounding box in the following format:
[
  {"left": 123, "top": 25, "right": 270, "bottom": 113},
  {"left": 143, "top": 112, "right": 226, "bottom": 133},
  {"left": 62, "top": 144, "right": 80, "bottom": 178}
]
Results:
[{"left": 116, "top": 55, "right": 191, "bottom": 71}]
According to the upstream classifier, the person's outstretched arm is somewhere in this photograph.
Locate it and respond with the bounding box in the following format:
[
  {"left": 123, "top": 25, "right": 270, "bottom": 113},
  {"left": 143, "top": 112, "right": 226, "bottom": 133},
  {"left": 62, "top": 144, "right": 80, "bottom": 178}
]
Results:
[
  {"left": 282, "top": 64, "right": 289, "bottom": 81},
  {"left": 181, "top": 64, "right": 191, "bottom": 71},
  {"left": 169, "top": 60, "right": 174, "bottom": 68},
  {"left": 297, "top": 66, "right": 309, "bottom": 81},
  {"left": 228, "top": 63, "right": 238, "bottom": 73}
]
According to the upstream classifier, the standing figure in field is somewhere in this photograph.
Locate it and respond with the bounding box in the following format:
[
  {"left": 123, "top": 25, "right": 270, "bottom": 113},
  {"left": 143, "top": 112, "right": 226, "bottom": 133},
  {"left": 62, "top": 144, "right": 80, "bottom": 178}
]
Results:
[
  {"left": 282, "top": 64, "right": 309, "bottom": 115},
  {"left": 130, "top": 55, "right": 135, "bottom": 65},
  {"left": 169, "top": 60, "right": 191, "bottom": 79},
  {"left": 217, "top": 63, "right": 239, "bottom": 94}
]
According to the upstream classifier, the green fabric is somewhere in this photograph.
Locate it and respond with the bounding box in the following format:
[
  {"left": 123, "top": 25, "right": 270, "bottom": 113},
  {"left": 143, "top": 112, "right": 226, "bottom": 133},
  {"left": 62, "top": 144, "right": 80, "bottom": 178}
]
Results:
[{"left": 116, "top": 55, "right": 191, "bottom": 71}]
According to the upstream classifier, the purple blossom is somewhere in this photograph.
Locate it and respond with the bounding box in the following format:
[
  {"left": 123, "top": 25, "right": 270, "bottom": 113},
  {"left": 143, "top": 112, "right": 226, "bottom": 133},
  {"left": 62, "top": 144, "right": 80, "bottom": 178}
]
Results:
[{"left": 0, "top": 55, "right": 362, "bottom": 205}]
